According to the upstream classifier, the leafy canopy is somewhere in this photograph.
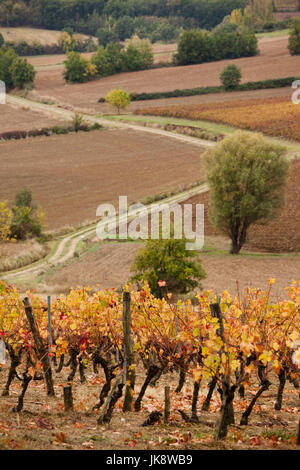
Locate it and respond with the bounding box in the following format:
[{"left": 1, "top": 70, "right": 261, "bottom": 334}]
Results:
[{"left": 204, "top": 131, "right": 290, "bottom": 254}]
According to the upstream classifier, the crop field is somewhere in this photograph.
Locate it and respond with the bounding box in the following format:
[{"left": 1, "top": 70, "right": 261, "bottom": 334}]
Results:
[
  {"left": 0, "top": 27, "right": 95, "bottom": 45},
  {"left": 27, "top": 37, "right": 298, "bottom": 114},
  {"left": 0, "top": 104, "right": 65, "bottom": 134},
  {"left": 0, "top": 128, "right": 205, "bottom": 232},
  {"left": 136, "top": 96, "right": 300, "bottom": 141}
]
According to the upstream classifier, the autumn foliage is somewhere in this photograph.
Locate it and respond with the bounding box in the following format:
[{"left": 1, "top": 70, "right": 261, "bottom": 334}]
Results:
[
  {"left": 0, "top": 278, "right": 299, "bottom": 440},
  {"left": 136, "top": 97, "right": 300, "bottom": 141}
]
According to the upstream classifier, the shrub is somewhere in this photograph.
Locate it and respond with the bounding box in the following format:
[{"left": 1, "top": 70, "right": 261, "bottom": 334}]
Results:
[
  {"left": 10, "top": 188, "right": 45, "bottom": 240},
  {"left": 130, "top": 236, "right": 206, "bottom": 298},
  {"left": 220, "top": 64, "right": 242, "bottom": 89}
]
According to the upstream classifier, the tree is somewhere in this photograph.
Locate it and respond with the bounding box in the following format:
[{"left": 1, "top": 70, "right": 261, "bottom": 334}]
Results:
[
  {"left": 220, "top": 63, "right": 242, "bottom": 89},
  {"left": 105, "top": 88, "right": 131, "bottom": 114},
  {"left": 63, "top": 51, "right": 91, "bottom": 83},
  {"left": 288, "top": 18, "right": 300, "bottom": 55},
  {"left": 0, "top": 33, "right": 4, "bottom": 48},
  {"left": 0, "top": 46, "right": 18, "bottom": 89},
  {"left": 9, "top": 57, "right": 36, "bottom": 89},
  {"left": 10, "top": 188, "right": 45, "bottom": 240},
  {"left": 96, "top": 27, "right": 119, "bottom": 48},
  {"left": 204, "top": 131, "right": 290, "bottom": 254},
  {"left": 130, "top": 237, "right": 206, "bottom": 299}
]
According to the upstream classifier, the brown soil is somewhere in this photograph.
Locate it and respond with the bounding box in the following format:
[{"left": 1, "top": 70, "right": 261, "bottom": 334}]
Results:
[
  {"left": 39, "top": 237, "right": 299, "bottom": 300},
  {"left": 28, "top": 37, "right": 298, "bottom": 114},
  {"left": 0, "top": 103, "right": 65, "bottom": 133},
  {"left": 0, "top": 128, "right": 205, "bottom": 232},
  {"left": 0, "top": 345, "right": 298, "bottom": 450}
]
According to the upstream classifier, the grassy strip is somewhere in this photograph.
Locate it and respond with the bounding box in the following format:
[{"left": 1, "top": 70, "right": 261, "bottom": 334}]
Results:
[
  {"left": 104, "top": 113, "right": 300, "bottom": 155},
  {"left": 98, "top": 76, "right": 300, "bottom": 103}
]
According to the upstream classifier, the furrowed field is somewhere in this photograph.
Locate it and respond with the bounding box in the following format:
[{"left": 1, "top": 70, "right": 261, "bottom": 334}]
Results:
[{"left": 137, "top": 97, "right": 300, "bottom": 141}]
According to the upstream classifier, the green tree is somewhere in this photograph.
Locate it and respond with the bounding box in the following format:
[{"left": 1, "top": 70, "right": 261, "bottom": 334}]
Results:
[
  {"left": 96, "top": 27, "right": 119, "bottom": 48},
  {"left": 288, "top": 18, "right": 300, "bottom": 55},
  {"left": 130, "top": 238, "right": 206, "bottom": 299},
  {"left": 63, "top": 51, "right": 90, "bottom": 83},
  {"left": 0, "top": 46, "right": 17, "bottom": 89},
  {"left": 204, "top": 131, "right": 290, "bottom": 254},
  {"left": 105, "top": 88, "right": 131, "bottom": 114},
  {"left": 9, "top": 57, "right": 36, "bottom": 89},
  {"left": 220, "top": 63, "right": 242, "bottom": 89},
  {"left": 10, "top": 188, "right": 45, "bottom": 240}
]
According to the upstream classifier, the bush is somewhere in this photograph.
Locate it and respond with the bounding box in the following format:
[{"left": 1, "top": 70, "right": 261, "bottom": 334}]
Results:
[
  {"left": 0, "top": 33, "right": 4, "bottom": 48},
  {"left": 220, "top": 64, "right": 242, "bottom": 89},
  {"left": 10, "top": 188, "right": 45, "bottom": 240},
  {"left": 130, "top": 237, "right": 206, "bottom": 298}
]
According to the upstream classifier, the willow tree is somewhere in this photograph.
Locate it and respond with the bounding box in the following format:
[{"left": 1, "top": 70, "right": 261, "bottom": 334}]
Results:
[{"left": 204, "top": 131, "right": 290, "bottom": 254}]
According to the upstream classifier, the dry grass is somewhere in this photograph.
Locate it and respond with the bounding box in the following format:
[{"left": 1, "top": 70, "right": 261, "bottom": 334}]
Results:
[
  {"left": 0, "top": 240, "right": 49, "bottom": 273},
  {"left": 0, "top": 27, "right": 95, "bottom": 45}
]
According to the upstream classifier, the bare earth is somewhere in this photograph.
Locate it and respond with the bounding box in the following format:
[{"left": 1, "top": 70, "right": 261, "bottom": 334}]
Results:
[
  {"left": 42, "top": 239, "right": 300, "bottom": 300},
  {"left": 0, "top": 129, "right": 205, "bottom": 231},
  {"left": 0, "top": 103, "right": 65, "bottom": 133},
  {"left": 28, "top": 37, "right": 299, "bottom": 113}
]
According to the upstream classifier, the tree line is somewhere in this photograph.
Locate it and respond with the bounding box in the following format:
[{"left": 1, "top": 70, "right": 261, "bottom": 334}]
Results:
[{"left": 0, "top": 0, "right": 247, "bottom": 38}]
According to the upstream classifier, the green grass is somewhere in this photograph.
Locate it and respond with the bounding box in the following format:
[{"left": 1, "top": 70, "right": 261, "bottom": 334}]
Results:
[
  {"left": 256, "top": 29, "right": 289, "bottom": 39},
  {"left": 103, "top": 113, "right": 300, "bottom": 157}
]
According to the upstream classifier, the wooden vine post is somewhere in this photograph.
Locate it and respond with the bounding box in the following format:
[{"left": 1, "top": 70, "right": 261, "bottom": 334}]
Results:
[
  {"left": 164, "top": 386, "right": 170, "bottom": 424},
  {"left": 23, "top": 297, "right": 55, "bottom": 396},
  {"left": 210, "top": 301, "right": 235, "bottom": 440},
  {"left": 122, "top": 291, "right": 136, "bottom": 412},
  {"left": 63, "top": 385, "right": 74, "bottom": 413}
]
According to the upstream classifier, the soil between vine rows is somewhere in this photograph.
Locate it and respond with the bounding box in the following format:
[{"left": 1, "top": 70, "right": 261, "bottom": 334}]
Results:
[{"left": 0, "top": 360, "right": 298, "bottom": 450}]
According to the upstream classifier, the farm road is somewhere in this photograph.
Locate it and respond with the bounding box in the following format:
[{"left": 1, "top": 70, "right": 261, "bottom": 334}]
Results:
[{"left": 3, "top": 94, "right": 211, "bottom": 281}]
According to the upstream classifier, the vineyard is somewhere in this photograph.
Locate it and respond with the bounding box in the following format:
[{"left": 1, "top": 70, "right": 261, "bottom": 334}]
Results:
[
  {"left": 0, "top": 279, "right": 299, "bottom": 449},
  {"left": 136, "top": 97, "right": 300, "bottom": 141}
]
